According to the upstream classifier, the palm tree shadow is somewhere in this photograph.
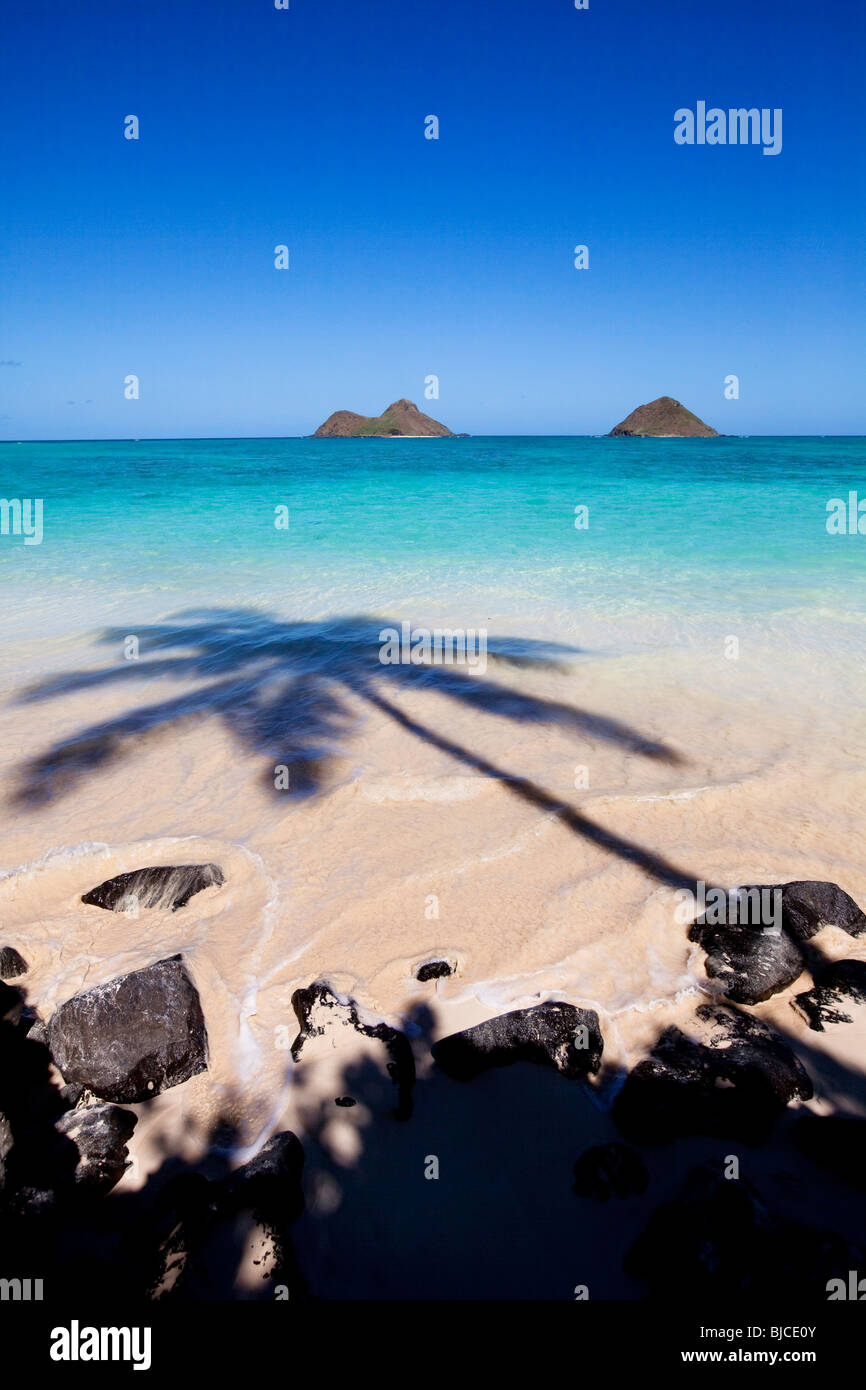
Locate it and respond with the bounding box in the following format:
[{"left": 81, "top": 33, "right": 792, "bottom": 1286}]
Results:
[{"left": 9, "top": 606, "right": 697, "bottom": 889}]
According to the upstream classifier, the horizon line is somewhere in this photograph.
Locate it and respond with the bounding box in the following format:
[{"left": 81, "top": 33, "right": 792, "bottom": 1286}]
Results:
[{"left": 2, "top": 433, "right": 865, "bottom": 445}]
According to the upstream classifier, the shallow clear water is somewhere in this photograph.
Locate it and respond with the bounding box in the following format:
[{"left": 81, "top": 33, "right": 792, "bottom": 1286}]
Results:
[{"left": 1, "top": 436, "right": 864, "bottom": 651}]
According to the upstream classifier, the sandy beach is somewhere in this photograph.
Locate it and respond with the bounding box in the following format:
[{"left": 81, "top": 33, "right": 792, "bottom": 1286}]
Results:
[{"left": 1, "top": 594, "right": 864, "bottom": 1296}]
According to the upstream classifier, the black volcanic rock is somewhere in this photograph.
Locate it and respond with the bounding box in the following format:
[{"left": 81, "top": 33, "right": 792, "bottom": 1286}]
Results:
[
  {"left": 1, "top": 985, "right": 72, "bottom": 1198},
  {"left": 137, "top": 1134, "right": 305, "bottom": 1300},
  {"left": 0, "top": 947, "right": 28, "bottom": 980},
  {"left": 613, "top": 1005, "right": 812, "bottom": 1145},
  {"left": 608, "top": 396, "right": 718, "bottom": 437},
  {"left": 221, "top": 1131, "right": 305, "bottom": 1225},
  {"left": 572, "top": 1142, "right": 648, "bottom": 1201},
  {"left": 689, "top": 916, "right": 805, "bottom": 1004},
  {"left": 59, "top": 1082, "right": 87, "bottom": 1108},
  {"left": 0, "top": 979, "right": 24, "bottom": 1025},
  {"left": 54, "top": 1103, "right": 137, "bottom": 1194},
  {"left": 777, "top": 880, "right": 866, "bottom": 942},
  {"left": 290, "top": 981, "right": 415, "bottom": 1120},
  {"left": 687, "top": 882, "right": 866, "bottom": 1003},
  {"left": 415, "top": 958, "right": 455, "bottom": 982},
  {"left": 431, "top": 1001, "right": 603, "bottom": 1082},
  {"left": 791, "top": 959, "right": 866, "bottom": 1031},
  {"left": 48, "top": 955, "right": 208, "bottom": 1103},
  {"left": 81, "top": 863, "right": 224, "bottom": 914},
  {"left": 625, "top": 1161, "right": 860, "bottom": 1298}
]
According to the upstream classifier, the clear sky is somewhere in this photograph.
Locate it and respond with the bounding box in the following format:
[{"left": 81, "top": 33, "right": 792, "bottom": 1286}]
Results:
[{"left": 1, "top": 0, "right": 863, "bottom": 439}]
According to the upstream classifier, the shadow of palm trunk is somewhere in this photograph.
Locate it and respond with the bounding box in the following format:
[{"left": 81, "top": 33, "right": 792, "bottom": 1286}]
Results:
[{"left": 362, "top": 687, "right": 702, "bottom": 891}]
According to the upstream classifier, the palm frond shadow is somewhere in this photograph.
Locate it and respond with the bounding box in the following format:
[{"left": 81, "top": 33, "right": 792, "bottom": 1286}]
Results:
[{"left": 10, "top": 606, "right": 698, "bottom": 890}]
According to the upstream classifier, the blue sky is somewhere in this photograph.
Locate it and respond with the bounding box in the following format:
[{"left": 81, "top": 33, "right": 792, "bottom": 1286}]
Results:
[{"left": 1, "top": 0, "right": 863, "bottom": 438}]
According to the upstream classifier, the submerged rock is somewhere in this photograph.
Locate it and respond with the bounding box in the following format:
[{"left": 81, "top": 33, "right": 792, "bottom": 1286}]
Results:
[
  {"left": 415, "top": 958, "right": 455, "bottom": 982},
  {"left": 54, "top": 1103, "right": 137, "bottom": 1194},
  {"left": 625, "top": 1160, "right": 859, "bottom": 1298},
  {"left": 291, "top": 981, "right": 415, "bottom": 1120},
  {"left": 0, "top": 947, "right": 28, "bottom": 980},
  {"left": 792, "top": 959, "right": 866, "bottom": 1031},
  {"left": 48, "top": 955, "right": 208, "bottom": 1104},
  {"left": 613, "top": 1005, "right": 812, "bottom": 1144},
  {"left": 572, "top": 1142, "right": 649, "bottom": 1201},
  {"left": 688, "top": 916, "right": 805, "bottom": 1004},
  {"left": 431, "top": 1001, "right": 603, "bottom": 1082},
  {"left": 81, "top": 863, "right": 224, "bottom": 914}
]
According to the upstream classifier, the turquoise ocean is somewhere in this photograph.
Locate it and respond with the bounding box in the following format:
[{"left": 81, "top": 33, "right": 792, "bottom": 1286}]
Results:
[{"left": 0, "top": 435, "right": 864, "bottom": 664}]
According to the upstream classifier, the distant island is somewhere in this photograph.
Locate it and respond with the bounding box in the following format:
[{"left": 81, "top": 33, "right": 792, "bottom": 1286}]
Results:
[
  {"left": 312, "top": 398, "right": 455, "bottom": 438},
  {"left": 608, "top": 396, "right": 719, "bottom": 437}
]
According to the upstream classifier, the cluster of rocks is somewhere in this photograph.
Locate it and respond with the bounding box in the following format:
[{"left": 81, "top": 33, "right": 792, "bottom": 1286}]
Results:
[
  {"left": 612, "top": 1005, "right": 813, "bottom": 1145},
  {"left": 2, "top": 869, "right": 220, "bottom": 1226},
  {"left": 564, "top": 878, "right": 866, "bottom": 1296},
  {"left": 295, "top": 879, "right": 866, "bottom": 1296},
  {"left": 1, "top": 859, "right": 307, "bottom": 1298},
  {"left": 0, "top": 951, "right": 209, "bottom": 1213},
  {"left": 2, "top": 867, "right": 864, "bottom": 1299},
  {"left": 688, "top": 879, "right": 866, "bottom": 1006},
  {"left": 1, "top": 862, "right": 226, "bottom": 1219}
]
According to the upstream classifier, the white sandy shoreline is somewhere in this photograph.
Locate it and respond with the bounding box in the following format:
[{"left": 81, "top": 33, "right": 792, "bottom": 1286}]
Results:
[{"left": 1, "top": 605, "right": 864, "bottom": 1299}]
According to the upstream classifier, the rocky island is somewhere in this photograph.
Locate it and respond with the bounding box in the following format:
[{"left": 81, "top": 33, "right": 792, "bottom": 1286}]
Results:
[
  {"left": 608, "top": 396, "right": 719, "bottom": 437},
  {"left": 312, "top": 398, "right": 454, "bottom": 437}
]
